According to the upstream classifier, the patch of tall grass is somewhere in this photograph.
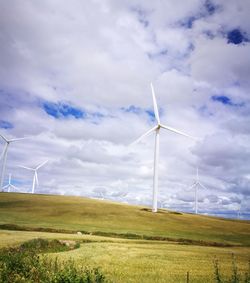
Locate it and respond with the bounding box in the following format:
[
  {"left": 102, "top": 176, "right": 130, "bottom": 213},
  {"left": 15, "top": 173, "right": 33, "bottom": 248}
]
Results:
[{"left": 214, "top": 254, "right": 250, "bottom": 283}]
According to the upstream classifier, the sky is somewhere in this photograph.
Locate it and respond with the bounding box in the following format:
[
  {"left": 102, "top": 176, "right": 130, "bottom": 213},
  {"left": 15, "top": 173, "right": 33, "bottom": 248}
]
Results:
[{"left": 0, "top": 0, "right": 250, "bottom": 219}]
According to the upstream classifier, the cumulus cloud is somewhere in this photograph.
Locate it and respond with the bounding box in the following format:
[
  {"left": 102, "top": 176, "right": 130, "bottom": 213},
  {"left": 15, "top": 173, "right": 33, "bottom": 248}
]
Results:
[{"left": 0, "top": 0, "right": 249, "bottom": 219}]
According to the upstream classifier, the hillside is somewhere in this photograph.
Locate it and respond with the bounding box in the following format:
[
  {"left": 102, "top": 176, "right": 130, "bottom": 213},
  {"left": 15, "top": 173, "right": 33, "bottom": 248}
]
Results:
[{"left": 0, "top": 192, "right": 249, "bottom": 246}]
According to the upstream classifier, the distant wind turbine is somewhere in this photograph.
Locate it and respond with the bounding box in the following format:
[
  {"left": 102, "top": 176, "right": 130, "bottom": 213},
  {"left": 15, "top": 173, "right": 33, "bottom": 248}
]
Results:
[
  {"left": 0, "top": 134, "right": 27, "bottom": 191},
  {"left": 237, "top": 201, "right": 242, "bottom": 219},
  {"left": 189, "top": 168, "right": 208, "bottom": 214},
  {"left": 2, "top": 173, "right": 19, "bottom": 192},
  {"left": 19, "top": 160, "right": 48, "bottom": 194},
  {"left": 131, "top": 83, "right": 195, "bottom": 213}
]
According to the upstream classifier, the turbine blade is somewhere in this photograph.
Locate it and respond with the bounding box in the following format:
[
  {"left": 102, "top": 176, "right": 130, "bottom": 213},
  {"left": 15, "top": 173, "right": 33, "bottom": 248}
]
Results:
[
  {"left": 130, "top": 126, "right": 157, "bottom": 145},
  {"left": 0, "top": 134, "right": 8, "bottom": 142},
  {"left": 150, "top": 83, "right": 160, "bottom": 124},
  {"left": 199, "top": 182, "right": 208, "bottom": 190},
  {"left": 36, "top": 160, "right": 48, "bottom": 170},
  {"left": 160, "top": 124, "right": 196, "bottom": 139},
  {"left": 190, "top": 182, "right": 197, "bottom": 189},
  {"left": 2, "top": 184, "right": 8, "bottom": 189},
  {"left": 9, "top": 137, "right": 28, "bottom": 142},
  {"left": 186, "top": 182, "right": 197, "bottom": 191},
  {"left": 18, "top": 165, "right": 34, "bottom": 171},
  {"left": 11, "top": 184, "right": 19, "bottom": 191}
]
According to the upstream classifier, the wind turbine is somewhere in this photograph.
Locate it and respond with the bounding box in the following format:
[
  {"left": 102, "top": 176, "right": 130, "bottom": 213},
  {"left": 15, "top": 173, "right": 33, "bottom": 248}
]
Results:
[
  {"left": 158, "top": 199, "right": 168, "bottom": 209},
  {"left": 19, "top": 160, "right": 48, "bottom": 194},
  {"left": 131, "top": 83, "right": 195, "bottom": 213},
  {"left": 2, "top": 173, "right": 20, "bottom": 192},
  {"left": 189, "top": 168, "right": 208, "bottom": 214},
  {"left": 0, "top": 134, "right": 27, "bottom": 191},
  {"left": 237, "top": 201, "right": 242, "bottom": 219}
]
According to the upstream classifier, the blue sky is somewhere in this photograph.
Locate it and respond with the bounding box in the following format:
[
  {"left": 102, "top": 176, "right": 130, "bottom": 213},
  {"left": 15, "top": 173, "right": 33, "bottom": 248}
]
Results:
[{"left": 0, "top": 0, "right": 250, "bottom": 219}]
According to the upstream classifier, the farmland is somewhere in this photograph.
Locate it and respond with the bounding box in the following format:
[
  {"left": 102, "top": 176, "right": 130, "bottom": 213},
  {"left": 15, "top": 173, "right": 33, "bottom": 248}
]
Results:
[{"left": 0, "top": 192, "right": 249, "bottom": 282}]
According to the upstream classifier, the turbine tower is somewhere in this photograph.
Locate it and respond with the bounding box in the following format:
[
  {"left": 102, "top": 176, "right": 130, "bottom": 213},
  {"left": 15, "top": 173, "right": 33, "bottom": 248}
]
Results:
[
  {"left": 0, "top": 134, "right": 26, "bottom": 191},
  {"left": 237, "top": 201, "right": 242, "bottom": 219},
  {"left": 2, "top": 173, "right": 19, "bottom": 192},
  {"left": 19, "top": 160, "right": 48, "bottom": 194},
  {"left": 189, "top": 168, "right": 208, "bottom": 214},
  {"left": 132, "top": 83, "right": 195, "bottom": 213}
]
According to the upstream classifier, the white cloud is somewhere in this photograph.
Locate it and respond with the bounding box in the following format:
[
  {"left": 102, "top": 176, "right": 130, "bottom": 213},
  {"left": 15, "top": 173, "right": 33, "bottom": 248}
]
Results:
[{"left": 0, "top": 0, "right": 249, "bottom": 218}]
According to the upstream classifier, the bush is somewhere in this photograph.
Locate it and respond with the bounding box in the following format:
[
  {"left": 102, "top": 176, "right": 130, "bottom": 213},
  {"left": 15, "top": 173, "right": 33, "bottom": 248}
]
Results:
[
  {"left": 0, "top": 247, "right": 42, "bottom": 282},
  {"left": 0, "top": 239, "right": 108, "bottom": 283},
  {"left": 48, "top": 259, "right": 106, "bottom": 283},
  {"left": 20, "top": 238, "right": 68, "bottom": 253}
]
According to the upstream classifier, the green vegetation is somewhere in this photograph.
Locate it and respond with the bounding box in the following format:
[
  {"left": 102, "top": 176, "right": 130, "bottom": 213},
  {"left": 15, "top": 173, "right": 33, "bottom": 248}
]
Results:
[
  {"left": 19, "top": 238, "right": 79, "bottom": 253},
  {"left": 0, "top": 193, "right": 249, "bottom": 246},
  {"left": 0, "top": 239, "right": 107, "bottom": 283}
]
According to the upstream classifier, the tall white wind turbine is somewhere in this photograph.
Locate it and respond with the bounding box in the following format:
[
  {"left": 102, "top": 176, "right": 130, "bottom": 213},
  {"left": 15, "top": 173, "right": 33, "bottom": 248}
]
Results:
[
  {"left": 19, "top": 160, "right": 48, "bottom": 194},
  {"left": 132, "top": 83, "right": 195, "bottom": 213},
  {"left": 189, "top": 168, "right": 208, "bottom": 214},
  {"left": 3, "top": 173, "right": 20, "bottom": 192},
  {"left": 0, "top": 134, "right": 26, "bottom": 191}
]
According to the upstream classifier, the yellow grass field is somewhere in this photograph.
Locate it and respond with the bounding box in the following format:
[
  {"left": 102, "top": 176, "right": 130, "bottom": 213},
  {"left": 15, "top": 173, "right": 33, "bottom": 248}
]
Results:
[{"left": 0, "top": 229, "right": 249, "bottom": 283}]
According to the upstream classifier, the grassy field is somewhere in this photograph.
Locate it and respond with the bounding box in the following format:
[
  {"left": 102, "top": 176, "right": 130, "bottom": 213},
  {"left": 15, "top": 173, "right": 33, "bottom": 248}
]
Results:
[
  {"left": 0, "top": 192, "right": 249, "bottom": 245},
  {"left": 0, "top": 192, "right": 250, "bottom": 282},
  {"left": 53, "top": 242, "right": 250, "bottom": 283},
  {"left": 0, "top": 229, "right": 249, "bottom": 283}
]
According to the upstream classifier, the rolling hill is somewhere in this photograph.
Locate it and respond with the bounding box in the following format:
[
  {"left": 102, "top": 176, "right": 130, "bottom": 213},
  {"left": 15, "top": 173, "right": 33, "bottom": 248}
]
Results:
[{"left": 0, "top": 192, "right": 249, "bottom": 246}]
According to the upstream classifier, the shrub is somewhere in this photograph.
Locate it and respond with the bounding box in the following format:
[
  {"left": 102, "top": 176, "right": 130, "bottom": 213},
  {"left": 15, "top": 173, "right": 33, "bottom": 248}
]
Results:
[
  {"left": 48, "top": 259, "right": 106, "bottom": 283},
  {"left": 0, "top": 247, "right": 42, "bottom": 282},
  {"left": 0, "top": 239, "right": 108, "bottom": 283},
  {"left": 20, "top": 238, "right": 66, "bottom": 253}
]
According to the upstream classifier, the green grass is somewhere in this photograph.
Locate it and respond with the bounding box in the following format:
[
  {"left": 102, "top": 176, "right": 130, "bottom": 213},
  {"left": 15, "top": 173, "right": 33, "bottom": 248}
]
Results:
[{"left": 0, "top": 192, "right": 249, "bottom": 246}]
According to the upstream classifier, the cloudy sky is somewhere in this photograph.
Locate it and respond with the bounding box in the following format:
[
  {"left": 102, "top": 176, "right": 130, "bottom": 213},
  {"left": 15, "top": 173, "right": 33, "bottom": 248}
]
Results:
[{"left": 0, "top": 0, "right": 250, "bottom": 219}]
